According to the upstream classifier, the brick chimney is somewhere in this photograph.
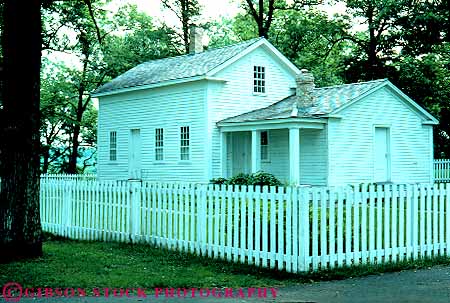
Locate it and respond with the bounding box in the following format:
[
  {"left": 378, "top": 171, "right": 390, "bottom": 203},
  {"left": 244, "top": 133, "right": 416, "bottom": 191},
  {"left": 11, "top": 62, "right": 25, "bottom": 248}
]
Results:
[
  {"left": 296, "top": 69, "right": 315, "bottom": 109},
  {"left": 189, "top": 25, "right": 204, "bottom": 54}
]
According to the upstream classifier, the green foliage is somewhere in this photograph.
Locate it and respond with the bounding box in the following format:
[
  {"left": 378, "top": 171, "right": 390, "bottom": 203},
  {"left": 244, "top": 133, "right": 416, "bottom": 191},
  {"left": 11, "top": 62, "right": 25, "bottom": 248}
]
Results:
[
  {"left": 211, "top": 171, "right": 282, "bottom": 187},
  {"left": 269, "top": 8, "right": 350, "bottom": 86},
  {"left": 103, "top": 5, "right": 179, "bottom": 78},
  {"left": 40, "top": 2, "right": 179, "bottom": 173},
  {"left": 40, "top": 60, "right": 98, "bottom": 173},
  {"left": 249, "top": 171, "right": 283, "bottom": 186},
  {"left": 227, "top": 173, "right": 254, "bottom": 185},
  {"left": 209, "top": 177, "right": 228, "bottom": 185}
]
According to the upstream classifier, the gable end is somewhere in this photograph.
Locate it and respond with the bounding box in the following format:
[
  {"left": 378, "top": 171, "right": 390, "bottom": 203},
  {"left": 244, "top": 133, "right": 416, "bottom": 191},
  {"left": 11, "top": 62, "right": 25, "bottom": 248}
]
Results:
[{"left": 330, "top": 80, "right": 438, "bottom": 125}]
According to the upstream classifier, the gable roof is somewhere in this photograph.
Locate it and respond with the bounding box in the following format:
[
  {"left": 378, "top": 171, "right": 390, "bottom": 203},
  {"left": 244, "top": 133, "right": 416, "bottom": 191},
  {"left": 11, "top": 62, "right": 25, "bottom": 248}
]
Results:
[
  {"left": 93, "top": 37, "right": 300, "bottom": 97},
  {"left": 218, "top": 79, "right": 438, "bottom": 125}
]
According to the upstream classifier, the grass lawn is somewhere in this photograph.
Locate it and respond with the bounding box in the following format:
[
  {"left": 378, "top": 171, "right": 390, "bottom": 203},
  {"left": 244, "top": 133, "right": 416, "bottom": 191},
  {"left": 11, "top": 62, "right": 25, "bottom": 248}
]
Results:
[
  {"left": 3, "top": 234, "right": 450, "bottom": 293},
  {"left": 0, "top": 235, "right": 299, "bottom": 290}
]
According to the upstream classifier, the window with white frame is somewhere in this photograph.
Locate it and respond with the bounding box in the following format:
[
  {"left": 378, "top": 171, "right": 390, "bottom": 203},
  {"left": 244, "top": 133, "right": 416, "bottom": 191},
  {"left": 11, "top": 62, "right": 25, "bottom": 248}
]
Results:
[
  {"left": 253, "top": 66, "right": 266, "bottom": 94},
  {"left": 180, "top": 126, "right": 190, "bottom": 160},
  {"left": 155, "top": 128, "right": 164, "bottom": 161},
  {"left": 261, "top": 130, "right": 269, "bottom": 161},
  {"left": 109, "top": 131, "right": 117, "bottom": 161}
]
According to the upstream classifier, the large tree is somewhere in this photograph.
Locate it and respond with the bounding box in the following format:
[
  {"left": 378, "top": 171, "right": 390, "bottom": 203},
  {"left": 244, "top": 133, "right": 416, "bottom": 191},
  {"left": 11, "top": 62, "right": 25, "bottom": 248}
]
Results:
[
  {"left": 242, "top": 0, "right": 322, "bottom": 38},
  {"left": 0, "top": 0, "right": 43, "bottom": 260},
  {"left": 43, "top": 0, "right": 108, "bottom": 174},
  {"left": 161, "top": 0, "right": 201, "bottom": 53},
  {"left": 40, "top": 4, "right": 178, "bottom": 173},
  {"left": 343, "top": 0, "right": 408, "bottom": 81}
]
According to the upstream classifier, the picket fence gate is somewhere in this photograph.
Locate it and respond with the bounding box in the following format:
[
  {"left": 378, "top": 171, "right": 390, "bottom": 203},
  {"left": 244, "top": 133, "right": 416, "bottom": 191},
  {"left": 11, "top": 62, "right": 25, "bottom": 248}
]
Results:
[{"left": 40, "top": 179, "right": 450, "bottom": 273}]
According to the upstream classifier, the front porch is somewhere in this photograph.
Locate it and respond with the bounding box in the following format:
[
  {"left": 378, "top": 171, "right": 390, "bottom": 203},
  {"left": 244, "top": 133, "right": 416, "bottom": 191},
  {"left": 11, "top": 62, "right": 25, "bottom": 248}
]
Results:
[{"left": 219, "top": 119, "right": 328, "bottom": 186}]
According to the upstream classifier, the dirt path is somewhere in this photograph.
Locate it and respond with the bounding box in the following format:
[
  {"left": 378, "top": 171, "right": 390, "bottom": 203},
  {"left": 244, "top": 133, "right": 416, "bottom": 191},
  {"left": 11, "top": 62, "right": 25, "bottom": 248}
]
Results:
[{"left": 9, "top": 265, "right": 450, "bottom": 303}]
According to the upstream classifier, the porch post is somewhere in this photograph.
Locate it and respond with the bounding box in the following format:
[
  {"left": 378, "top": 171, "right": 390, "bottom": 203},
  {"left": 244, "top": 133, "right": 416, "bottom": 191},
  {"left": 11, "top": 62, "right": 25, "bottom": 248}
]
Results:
[
  {"left": 251, "top": 130, "right": 261, "bottom": 173},
  {"left": 289, "top": 127, "right": 300, "bottom": 185},
  {"left": 221, "top": 131, "right": 228, "bottom": 178}
]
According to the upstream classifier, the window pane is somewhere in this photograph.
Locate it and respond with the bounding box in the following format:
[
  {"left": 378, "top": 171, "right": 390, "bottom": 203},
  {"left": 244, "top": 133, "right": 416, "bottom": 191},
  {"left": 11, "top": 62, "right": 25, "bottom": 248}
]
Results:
[
  {"left": 155, "top": 128, "right": 164, "bottom": 161},
  {"left": 260, "top": 131, "right": 268, "bottom": 160},
  {"left": 261, "top": 131, "right": 268, "bottom": 145},
  {"left": 180, "top": 126, "right": 190, "bottom": 160},
  {"left": 110, "top": 131, "right": 117, "bottom": 161},
  {"left": 253, "top": 65, "right": 266, "bottom": 94}
]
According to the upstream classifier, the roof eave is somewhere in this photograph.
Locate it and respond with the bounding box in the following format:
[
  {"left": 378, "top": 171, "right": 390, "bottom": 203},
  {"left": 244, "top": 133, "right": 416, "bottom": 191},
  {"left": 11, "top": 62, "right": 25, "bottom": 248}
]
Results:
[
  {"left": 91, "top": 76, "right": 227, "bottom": 98},
  {"left": 217, "top": 117, "right": 327, "bottom": 127}
]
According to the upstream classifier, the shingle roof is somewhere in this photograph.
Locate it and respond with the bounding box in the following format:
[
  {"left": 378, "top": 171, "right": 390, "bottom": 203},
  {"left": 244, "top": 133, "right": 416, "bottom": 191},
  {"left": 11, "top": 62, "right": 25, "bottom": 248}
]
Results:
[
  {"left": 219, "top": 79, "right": 388, "bottom": 123},
  {"left": 93, "top": 38, "right": 263, "bottom": 95}
]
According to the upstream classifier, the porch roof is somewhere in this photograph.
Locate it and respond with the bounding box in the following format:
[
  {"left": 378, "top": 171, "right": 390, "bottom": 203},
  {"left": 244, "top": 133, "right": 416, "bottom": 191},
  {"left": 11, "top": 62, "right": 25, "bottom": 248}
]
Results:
[{"left": 218, "top": 79, "right": 387, "bottom": 124}]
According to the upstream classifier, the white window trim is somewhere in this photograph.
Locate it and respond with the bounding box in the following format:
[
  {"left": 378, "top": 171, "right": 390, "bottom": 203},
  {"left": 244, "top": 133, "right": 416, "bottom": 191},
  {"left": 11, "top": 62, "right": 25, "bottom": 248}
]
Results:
[
  {"left": 155, "top": 128, "right": 164, "bottom": 162},
  {"left": 109, "top": 131, "right": 117, "bottom": 162},
  {"left": 253, "top": 65, "right": 267, "bottom": 96},
  {"left": 179, "top": 125, "right": 191, "bottom": 162}
]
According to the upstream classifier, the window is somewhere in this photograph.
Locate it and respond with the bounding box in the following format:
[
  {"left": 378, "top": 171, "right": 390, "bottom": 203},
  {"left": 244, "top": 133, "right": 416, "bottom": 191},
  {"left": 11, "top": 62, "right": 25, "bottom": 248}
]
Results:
[
  {"left": 261, "top": 131, "right": 269, "bottom": 161},
  {"left": 155, "top": 128, "right": 164, "bottom": 161},
  {"left": 109, "top": 131, "right": 117, "bottom": 161},
  {"left": 253, "top": 66, "right": 266, "bottom": 94},
  {"left": 180, "top": 126, "right": 190, "bottom": 160}
]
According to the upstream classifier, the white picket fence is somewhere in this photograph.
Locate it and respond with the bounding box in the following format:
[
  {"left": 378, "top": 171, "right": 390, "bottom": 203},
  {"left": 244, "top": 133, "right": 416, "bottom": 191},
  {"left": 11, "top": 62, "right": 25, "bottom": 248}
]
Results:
[
  {"left": 434, "top": 159, "right": 450, "bottom": 183},
  {"left": 38, "top": 179, "right": 450, "bottom": 273}
]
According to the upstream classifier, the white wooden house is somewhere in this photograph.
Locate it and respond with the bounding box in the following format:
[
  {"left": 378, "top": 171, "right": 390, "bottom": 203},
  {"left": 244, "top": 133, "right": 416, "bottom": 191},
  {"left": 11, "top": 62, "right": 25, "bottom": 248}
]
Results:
[{"left": 92, "top": 29, "right": 438, "bottom": 186}]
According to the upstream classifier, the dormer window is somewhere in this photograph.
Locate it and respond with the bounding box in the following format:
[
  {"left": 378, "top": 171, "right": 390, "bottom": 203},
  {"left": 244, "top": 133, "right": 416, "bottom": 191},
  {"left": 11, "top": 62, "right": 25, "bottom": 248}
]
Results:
[{"left": 253, "top": 66, "right": 266, "bottom": 94}]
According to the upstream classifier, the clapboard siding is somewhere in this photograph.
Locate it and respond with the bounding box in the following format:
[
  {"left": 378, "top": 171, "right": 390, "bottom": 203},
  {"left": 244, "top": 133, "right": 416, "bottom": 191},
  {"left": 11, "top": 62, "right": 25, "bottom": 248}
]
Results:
[
  {"left": 97, "top": 81, "right": 207, "bottom": 182},
  {"left": 299, "top": 129, "right": 328, "bottom": 186},
  {"left": 328, "top": 87, "right": 432, "bottom": 185},
  {"left": 209, "top": 47, "right": 296, "bottom": 178}
]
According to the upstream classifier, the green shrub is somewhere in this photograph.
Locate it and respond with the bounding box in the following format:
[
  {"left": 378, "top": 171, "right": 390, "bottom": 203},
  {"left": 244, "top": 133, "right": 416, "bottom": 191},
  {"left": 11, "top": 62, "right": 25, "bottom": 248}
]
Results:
[
  {"left": 209, "top": 177, "right": 228, "bottom": 185},
  {"left": 250, "top": 171, "right": 282, "bottom": 187},
  {"left": 226, "top": 173, "right": 252, "bottom": 185},
  {"left": 210, "top": 171, "right": 282, "bottom": 187}
]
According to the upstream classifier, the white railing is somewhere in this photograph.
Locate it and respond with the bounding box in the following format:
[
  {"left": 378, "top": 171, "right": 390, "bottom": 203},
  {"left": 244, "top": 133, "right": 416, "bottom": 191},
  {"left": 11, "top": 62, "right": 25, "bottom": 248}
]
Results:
[
  {"left": 435, "top": 159, "right": 450, "bottom": 183},
  {"left": 40, "top": 174, "right": 96, "bottom": 181},
  {"left": 39, "top": 179, "right": 450, "bottom": 273}
]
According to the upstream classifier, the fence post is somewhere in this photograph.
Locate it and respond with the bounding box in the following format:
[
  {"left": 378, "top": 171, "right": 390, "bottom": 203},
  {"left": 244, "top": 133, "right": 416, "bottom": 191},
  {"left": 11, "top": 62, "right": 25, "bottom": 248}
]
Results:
[
  {"left": 63, "top": 180, "right": 73, "bottom": 238},
  {"left": 130, "top": 180, "right": 142, "bottom": 243},
  {"left": 196, "top": 185, "right": 208, "bottom": 255},
  {"left": 298, "top": 187, "right": 310, "bottom": 272}
]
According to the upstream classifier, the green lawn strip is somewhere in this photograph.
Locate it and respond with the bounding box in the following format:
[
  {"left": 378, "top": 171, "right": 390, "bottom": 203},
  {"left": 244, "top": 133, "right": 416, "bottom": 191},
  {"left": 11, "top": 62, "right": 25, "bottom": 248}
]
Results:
[
  {"left": 2, "top": 235, "right": 450, "bottom": 292},
  {"left": 0, "top": 236, "right": 295, "bottom": 290}
]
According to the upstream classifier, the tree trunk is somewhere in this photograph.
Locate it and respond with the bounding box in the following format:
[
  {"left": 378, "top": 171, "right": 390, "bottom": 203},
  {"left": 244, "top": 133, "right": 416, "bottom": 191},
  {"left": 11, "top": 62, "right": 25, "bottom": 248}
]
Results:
[
  {"left": 367, "top": 3, "right": 378, "bottom": 80},
  {"left": 67, "top": 57, "right": 88, "bottom": 174},
  {"left": 41, "top": 145, "right": 50, "bottom": 174},
  {"left": 68, "top": 124, "right": 81, "bottom": 174},
  {"left": 181, "top": 0, "right": 190, "bottom": 53},
  {"left": 0, "top": 0, "right": 43, "bottom": 261}
]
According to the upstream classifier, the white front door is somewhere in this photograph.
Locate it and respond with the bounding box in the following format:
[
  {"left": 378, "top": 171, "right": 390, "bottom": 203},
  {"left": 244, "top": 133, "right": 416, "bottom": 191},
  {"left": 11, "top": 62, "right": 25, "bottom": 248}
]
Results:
[
  {"left": 232, "top": 132, "right": 251, "bottom": 175},
  {"left": 374, "top": 127, "right": 391, "bottom": 182},
  {"left": 129, "top": 129, "right": 141, "bottom": 179}
]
